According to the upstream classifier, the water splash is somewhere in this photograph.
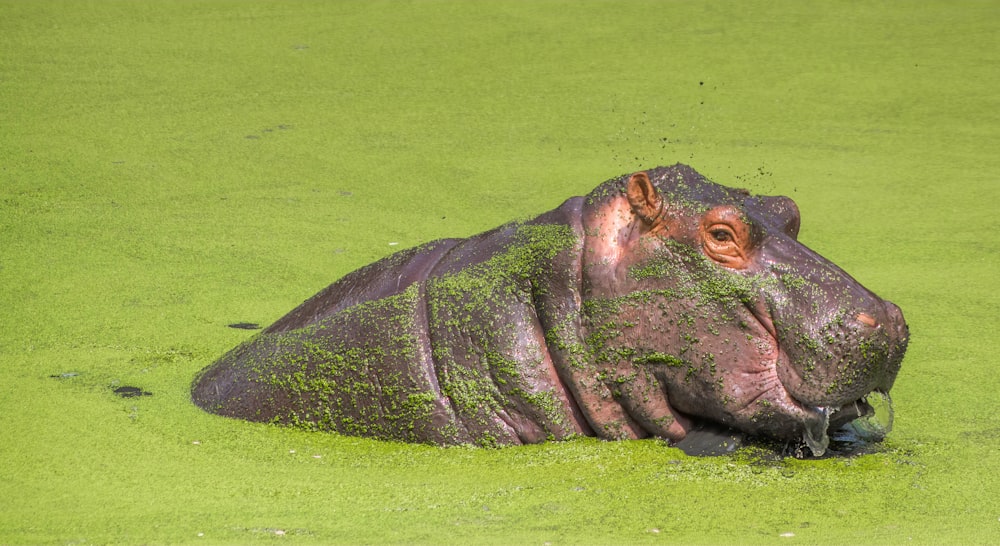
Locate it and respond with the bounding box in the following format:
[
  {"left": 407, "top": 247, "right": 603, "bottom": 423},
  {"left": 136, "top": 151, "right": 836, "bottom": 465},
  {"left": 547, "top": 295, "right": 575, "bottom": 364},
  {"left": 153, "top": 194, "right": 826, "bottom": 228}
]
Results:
[
  {"left": 802, "top": 406, "right": 832, "bottom": 457},
  {"left": 840, "top": 391, "right": 894, "bottom": 442}
]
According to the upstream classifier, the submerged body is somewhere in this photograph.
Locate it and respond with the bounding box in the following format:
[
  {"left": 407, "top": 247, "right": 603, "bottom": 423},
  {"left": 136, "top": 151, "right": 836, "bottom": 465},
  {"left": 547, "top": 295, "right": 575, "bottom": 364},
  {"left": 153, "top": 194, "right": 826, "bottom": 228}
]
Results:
[{"left": 193, "top": 165, "right": 908, "bottom": 455}]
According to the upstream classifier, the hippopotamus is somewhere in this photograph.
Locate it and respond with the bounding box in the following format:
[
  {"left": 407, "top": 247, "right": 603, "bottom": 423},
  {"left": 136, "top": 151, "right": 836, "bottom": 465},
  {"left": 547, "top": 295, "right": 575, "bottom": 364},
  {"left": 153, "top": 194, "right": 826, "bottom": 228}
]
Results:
[{"left": 192, "top": 164, "right": 908, "bottom": 457}]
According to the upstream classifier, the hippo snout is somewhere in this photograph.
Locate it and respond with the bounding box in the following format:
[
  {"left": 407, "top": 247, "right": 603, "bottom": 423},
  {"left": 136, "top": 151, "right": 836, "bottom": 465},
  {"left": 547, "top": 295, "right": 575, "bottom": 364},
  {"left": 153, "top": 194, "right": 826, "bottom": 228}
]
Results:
[
  {"left": 774, "top": 295, "right": 907, "bottom": 412},
  {"left": 762, "top": 295, "right": 907, "bottom": 456},
  {"left": 856, "top": 298, "right": 907, "bottom": 348},
  {"left": 857, "top": 299, "right": 904, "bottom": 332},
  {"left": 871, "top": 299, "right": 908, "bottom": 388},
  {"left": 881, "top": 300, "right": 909, "bottom": 347}
]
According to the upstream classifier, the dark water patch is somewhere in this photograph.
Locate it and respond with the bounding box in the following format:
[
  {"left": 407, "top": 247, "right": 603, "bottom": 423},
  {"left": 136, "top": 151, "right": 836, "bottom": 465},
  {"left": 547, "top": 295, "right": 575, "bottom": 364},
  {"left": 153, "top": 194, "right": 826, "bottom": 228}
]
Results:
[
  {"left": 960, "top": 427, "right": 1000, "bottom": 443},
  {"left": 114, "top": 386, "right": 152, "bottom": 398},
  {"left": 246, "top": 124, "right": 294, "bottom": 140},
  {"left": 686, "top": 427, "right": 890, "bottom": 460},
  {"left": 228, "top": 322, "right": 262, "bottom": 330},
  {"left": 672, "top": 421, "right": 886, "bottom": 460},
  {"left": 674, "top": 422, "right": 744, "bottom": 456},
  {"left": 765, "top": 428, "right": 887, "bottom": 459}
]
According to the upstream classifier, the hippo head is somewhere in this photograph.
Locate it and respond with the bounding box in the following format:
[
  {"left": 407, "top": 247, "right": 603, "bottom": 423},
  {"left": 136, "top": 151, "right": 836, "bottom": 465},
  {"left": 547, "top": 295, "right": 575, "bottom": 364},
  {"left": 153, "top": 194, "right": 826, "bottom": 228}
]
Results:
[{"left": 580, "top": 165, "right": 908, "bottom": 455}]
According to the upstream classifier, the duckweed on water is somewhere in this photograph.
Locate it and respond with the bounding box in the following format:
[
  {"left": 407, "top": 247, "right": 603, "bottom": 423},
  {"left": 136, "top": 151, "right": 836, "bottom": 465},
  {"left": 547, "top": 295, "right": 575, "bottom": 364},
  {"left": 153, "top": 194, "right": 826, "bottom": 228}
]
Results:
[{"left": 2, "top": 1, "right": 997, "bottom": 544}]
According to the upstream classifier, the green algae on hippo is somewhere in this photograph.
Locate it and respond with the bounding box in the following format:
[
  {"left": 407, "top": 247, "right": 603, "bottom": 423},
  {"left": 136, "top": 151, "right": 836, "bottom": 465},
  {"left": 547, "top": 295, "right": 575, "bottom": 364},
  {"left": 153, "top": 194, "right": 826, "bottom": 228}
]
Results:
[{"left": 192, "top": 164, "right": 908, "bottom": 456}]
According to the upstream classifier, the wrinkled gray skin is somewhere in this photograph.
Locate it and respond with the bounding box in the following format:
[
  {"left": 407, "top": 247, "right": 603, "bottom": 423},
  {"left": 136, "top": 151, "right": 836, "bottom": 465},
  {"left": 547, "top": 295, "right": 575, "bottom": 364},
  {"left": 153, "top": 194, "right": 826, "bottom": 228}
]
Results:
[{"left": 193, "top": 164, "right": 908, "bottom": 456}]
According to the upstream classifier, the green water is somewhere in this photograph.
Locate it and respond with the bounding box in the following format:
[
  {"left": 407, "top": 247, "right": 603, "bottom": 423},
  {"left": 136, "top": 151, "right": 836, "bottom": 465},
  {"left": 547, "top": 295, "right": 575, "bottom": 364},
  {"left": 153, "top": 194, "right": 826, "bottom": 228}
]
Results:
[{"left": 1, "top": 1, "right": 997, "bottom": 543}]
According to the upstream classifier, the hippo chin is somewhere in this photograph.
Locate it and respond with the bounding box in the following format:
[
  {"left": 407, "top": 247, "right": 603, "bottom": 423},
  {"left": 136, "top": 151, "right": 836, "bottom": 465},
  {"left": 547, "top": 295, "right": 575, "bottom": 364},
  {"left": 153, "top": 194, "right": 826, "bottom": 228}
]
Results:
[{"left": 192, "top": 164, "right": 908, "bottom": 457}]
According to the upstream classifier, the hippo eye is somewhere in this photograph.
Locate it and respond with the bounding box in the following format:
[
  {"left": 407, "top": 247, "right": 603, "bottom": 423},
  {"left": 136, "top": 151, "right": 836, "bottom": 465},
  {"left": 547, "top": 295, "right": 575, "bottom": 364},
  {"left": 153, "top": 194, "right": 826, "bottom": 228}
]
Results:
[
  {"left": 710, "top": 228, "right": 734, "bottom": 243},
  {"left": 701, "top": 206, "right": 753, "bottom": 269}
]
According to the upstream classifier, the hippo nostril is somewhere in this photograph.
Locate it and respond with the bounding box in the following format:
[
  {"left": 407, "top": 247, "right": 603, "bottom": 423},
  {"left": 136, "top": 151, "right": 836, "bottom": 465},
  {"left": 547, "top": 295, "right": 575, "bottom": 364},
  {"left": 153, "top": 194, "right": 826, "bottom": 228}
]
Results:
[{"left": 857, "top": 312, "right": 878, "bottom": 328}]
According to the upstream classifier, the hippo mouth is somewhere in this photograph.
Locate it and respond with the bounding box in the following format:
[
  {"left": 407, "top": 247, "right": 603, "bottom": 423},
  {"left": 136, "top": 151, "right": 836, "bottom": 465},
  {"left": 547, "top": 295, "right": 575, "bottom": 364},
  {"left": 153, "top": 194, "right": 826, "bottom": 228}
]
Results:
[
  {"left": 744, "top": 300, "right": 894, "bottom": 457},
  {"left": 796, "top": 390, "right": 894, "bottom": 457}
]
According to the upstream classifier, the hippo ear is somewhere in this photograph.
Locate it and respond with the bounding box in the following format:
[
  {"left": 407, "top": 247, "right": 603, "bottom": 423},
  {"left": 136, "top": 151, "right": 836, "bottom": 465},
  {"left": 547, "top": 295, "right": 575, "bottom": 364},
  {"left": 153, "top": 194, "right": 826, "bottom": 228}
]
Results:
[{"left": 626, "top": 172, "right": 663, "bottom": 224}]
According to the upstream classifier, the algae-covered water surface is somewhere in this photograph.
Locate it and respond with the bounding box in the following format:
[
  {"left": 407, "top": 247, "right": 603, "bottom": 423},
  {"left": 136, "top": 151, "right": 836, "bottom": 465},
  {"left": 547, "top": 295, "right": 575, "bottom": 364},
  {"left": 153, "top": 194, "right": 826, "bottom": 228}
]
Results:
[{"left": 2, "top": 1, "right": 998, "bottom": 544}]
